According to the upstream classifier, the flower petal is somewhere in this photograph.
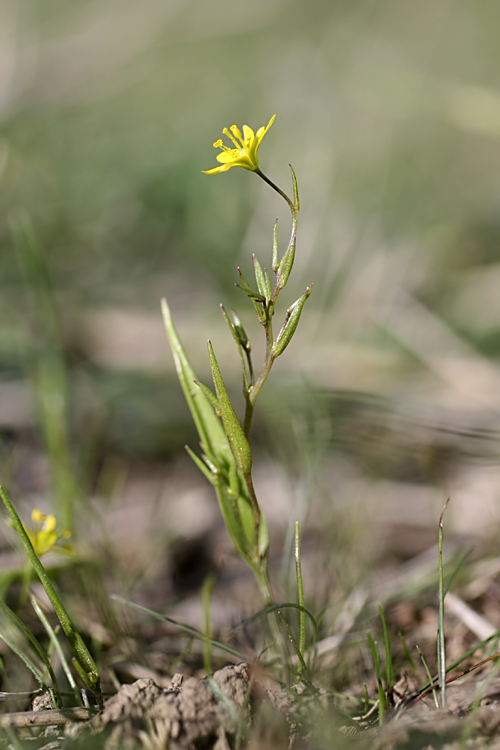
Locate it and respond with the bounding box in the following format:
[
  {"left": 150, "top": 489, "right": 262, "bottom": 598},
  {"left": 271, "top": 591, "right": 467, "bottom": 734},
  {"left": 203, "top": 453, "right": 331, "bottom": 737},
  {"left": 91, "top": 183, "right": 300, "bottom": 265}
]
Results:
[
  {"left": 204, "top": 116, "right": 275, "bottom": 175},
  {"left": 242, "top": 124, "right": 254, "bottom": 143}
]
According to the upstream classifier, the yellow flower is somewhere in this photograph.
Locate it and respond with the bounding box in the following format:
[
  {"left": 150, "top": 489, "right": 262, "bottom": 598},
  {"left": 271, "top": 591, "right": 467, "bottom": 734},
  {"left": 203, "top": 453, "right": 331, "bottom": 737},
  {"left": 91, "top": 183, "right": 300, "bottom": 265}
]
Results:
[
  {"left": 203, "top": 115, "right": 276, "bottom": 175},
  {"left": 25, "top": 508, "right": 72, "bottom": 557}
]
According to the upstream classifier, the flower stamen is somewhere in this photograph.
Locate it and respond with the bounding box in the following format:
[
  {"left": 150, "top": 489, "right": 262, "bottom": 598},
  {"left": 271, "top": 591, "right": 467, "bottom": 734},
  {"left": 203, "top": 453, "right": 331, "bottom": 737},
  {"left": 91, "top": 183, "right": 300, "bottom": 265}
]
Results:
[{"left": 203, "top": 115, "right": 276, "bottom": 175}]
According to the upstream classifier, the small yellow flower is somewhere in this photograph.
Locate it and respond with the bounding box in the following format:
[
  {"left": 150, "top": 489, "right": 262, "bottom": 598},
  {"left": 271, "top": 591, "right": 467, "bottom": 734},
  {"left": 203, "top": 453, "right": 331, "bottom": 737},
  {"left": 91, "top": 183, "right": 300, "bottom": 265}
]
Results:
[
  {"left": 203, "top": 115, "right": 276, "bottom": 175},
  {"left": 25, "top": 508, "right": 72, "bottom": 557}
]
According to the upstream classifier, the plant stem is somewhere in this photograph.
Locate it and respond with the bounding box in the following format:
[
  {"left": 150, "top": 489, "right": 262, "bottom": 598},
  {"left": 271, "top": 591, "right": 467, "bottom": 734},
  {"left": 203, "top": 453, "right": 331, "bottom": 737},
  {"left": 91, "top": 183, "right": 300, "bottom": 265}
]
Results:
[
  {"left": 244, "top": 314, "right": 275, "bottom": 436},
  {"left": 243, "top": 472, "right": 262, "bottom": 551},
  {"left": 241, "top": 170, "right": 299, "bottom": 437},
  {"left": 255, "top": 169, "right": 295, "bottom": 215}
]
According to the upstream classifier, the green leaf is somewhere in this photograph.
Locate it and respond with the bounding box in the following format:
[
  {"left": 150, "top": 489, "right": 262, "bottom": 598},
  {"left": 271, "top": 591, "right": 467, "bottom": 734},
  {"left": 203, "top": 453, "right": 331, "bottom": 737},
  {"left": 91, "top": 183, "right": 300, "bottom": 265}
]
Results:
[
  {"left": 235, "top": 283, "right": 266, "bottom": 303},
  {"left": 161, "top": 298, "right": 230, "bottom": 465},
  {"left": 162, "top": 298, "right": 265, "bottom": 564},
  {"left": 207, "top": 341, "right": 252, "bottom": 476},
  {"left": 236, "top": 267, "right": 266, "bottom": 305},
  {"left": 185, "top": 446, "right": 219, "bottom": 486},
  {"left": 194, "top": 380, "right": 221, "bottom": 417}
]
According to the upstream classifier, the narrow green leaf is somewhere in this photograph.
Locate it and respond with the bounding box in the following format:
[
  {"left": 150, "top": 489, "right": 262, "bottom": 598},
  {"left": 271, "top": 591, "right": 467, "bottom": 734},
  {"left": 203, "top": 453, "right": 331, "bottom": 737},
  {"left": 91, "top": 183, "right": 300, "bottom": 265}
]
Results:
[
  {"left": 0, "top": 598, "right": 61, "bottom": 706},
  {"left": 417, "top": 645, "right": 439, "bottom": 710},
  {"left": 112, "top": 596, "right": 244, "bottom": 661},
  {"left": 207, "top": 341, "right": 252, "bottom": 476},
  {"left": 367, "top": 634, "right": 385, "bottom": 725},
  {"left": 162, "top": 299, "right": 256, "bottom": 559},
  {"left": 438, "top": 499, "right": 450, "bottom": 709},
  {"left": 161, "top": 298, "right": 230, "bottom": 465},
  {"left": 233, "top": 602, "right": 317, "bottom": 639},
  {"left": 0, "top": 631, "right": 47, "bottom": 690},
  {"left": 193, "top": 380, "right": 221, "bottom": 417},
  {"left": 235, "top": 283, "right": 266, "bottom": 303},
  {"left": 185, "top": 446, "right": 219, "bottom": 486},
  {"left": 202, "top": 574, "right": 216, "bottom": 676},
  {"left": 277, "top": 610, "right": 310, "bottom": 682},
  {"left": 378, "top": 603, "right": 394, "bottom": 696},
  {"left": 236, "top": 267, "right": 266, "bottom": 304}
]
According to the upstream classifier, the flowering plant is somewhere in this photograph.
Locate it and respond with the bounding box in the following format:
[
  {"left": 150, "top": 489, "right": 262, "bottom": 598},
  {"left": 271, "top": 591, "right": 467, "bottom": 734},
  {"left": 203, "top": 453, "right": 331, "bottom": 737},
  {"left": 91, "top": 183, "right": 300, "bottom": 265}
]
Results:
[
  {"left": 163, "top": 116, "right": 312, "bottom": 605},
  {"left": 24, "top": 508, "right": 72, "bottom": 558}
]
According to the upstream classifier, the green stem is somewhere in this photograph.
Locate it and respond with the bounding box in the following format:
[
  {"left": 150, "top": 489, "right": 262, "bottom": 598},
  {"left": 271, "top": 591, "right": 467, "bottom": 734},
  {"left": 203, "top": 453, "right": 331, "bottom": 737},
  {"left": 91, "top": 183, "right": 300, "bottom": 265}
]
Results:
[
  {"left": 255, "top": 169, "right": 295, "bottom": 215},
  {"left": 244, "top": 313, "right": 275, "bottom": 436},
  {"left": 242, "top": 170, "right": 299, "bottom": 437},
  {"left": 243, "top": 472, "right": 262, "bottom": 552},
  {"left": 254, "top": 565, "right": 286, "bottom": 654},
  {"left": 254, "top": 566, "right": 273, "bottom": 608}
]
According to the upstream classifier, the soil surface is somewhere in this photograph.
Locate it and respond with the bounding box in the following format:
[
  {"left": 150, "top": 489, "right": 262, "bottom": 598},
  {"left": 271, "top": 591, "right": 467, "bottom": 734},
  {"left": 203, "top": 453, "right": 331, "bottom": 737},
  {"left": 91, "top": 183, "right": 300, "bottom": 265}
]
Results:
[{"left": 4, "top": 664, "right": 500, "bottom": 749}]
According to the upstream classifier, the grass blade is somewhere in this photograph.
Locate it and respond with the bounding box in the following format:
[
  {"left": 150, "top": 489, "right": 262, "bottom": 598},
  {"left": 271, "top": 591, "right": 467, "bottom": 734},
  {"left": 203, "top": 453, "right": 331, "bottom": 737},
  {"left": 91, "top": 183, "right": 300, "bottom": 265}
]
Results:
[
  {"left": 417, "top": 645, "right": 439, "bottom": 709},
  {"left": 367, "top": 633, "right": 385, "bottom": 725},
  {"left": 0, "top": 597, "right": 61, "bottom": 706},
  {"left": 202, "top": 574, "right": 215, "bottom": 676},
  {"left": 438, "top": 499, "right": 450, "bottom": 709},
  {"left": 277, "top": 610, "right": 310, "bottom": 682},
  {"left": 0, "top": 631, "right": 47, "bottom": 692},
  {"left": 31, "top": 597, "right": 82, "bottom": 706},
  {"left": 378, "top": 602, "right": 394, "bottom": 697},
  {"left": 112, "top": 595, "right": 244, "bottom": 660},
  {"left": 295, "top": 522, "right": 306, "bottom": 681}
]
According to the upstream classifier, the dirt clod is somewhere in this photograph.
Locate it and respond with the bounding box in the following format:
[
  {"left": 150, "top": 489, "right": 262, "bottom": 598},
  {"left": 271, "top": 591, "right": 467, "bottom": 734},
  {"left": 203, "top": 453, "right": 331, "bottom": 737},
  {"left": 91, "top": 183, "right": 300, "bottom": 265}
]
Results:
[{"left": 89, "top": 662, "right": 250, "bottom": 750}]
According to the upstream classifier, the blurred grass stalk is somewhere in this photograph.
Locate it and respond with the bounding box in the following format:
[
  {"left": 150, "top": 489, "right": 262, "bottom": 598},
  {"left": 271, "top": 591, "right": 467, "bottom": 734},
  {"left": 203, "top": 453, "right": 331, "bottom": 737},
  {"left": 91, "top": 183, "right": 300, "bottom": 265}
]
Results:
[
  {"left": 437, "top": 498, "right": 450, "bottom": 709},
  {"left": 10, "top": 212, "right": 80, "bottom": 530}
]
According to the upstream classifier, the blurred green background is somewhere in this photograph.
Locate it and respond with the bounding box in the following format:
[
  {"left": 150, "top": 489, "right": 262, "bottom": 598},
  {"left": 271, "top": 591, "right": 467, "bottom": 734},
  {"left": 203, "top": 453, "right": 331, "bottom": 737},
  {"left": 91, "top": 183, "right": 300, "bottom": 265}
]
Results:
[{"left": 2, "top": 0, "right": 500, "bottom": 567}]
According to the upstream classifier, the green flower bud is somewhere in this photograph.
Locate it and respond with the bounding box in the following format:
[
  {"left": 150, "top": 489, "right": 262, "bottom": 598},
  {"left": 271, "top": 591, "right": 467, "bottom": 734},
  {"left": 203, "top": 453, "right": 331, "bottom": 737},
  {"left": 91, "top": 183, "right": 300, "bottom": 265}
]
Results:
[{"left": 272, "top": 285, "right": 313, "bottom": 357}]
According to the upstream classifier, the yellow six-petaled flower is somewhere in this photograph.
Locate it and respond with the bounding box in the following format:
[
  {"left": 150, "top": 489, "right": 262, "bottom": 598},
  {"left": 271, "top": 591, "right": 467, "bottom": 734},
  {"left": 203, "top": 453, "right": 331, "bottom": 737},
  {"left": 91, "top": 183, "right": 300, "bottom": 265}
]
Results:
[
  {"left": 25, "top": 508, "right": 72, "bottom": 558},
  {"left": 203, "top": 115, "right": 276, "bottom": 175}
]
